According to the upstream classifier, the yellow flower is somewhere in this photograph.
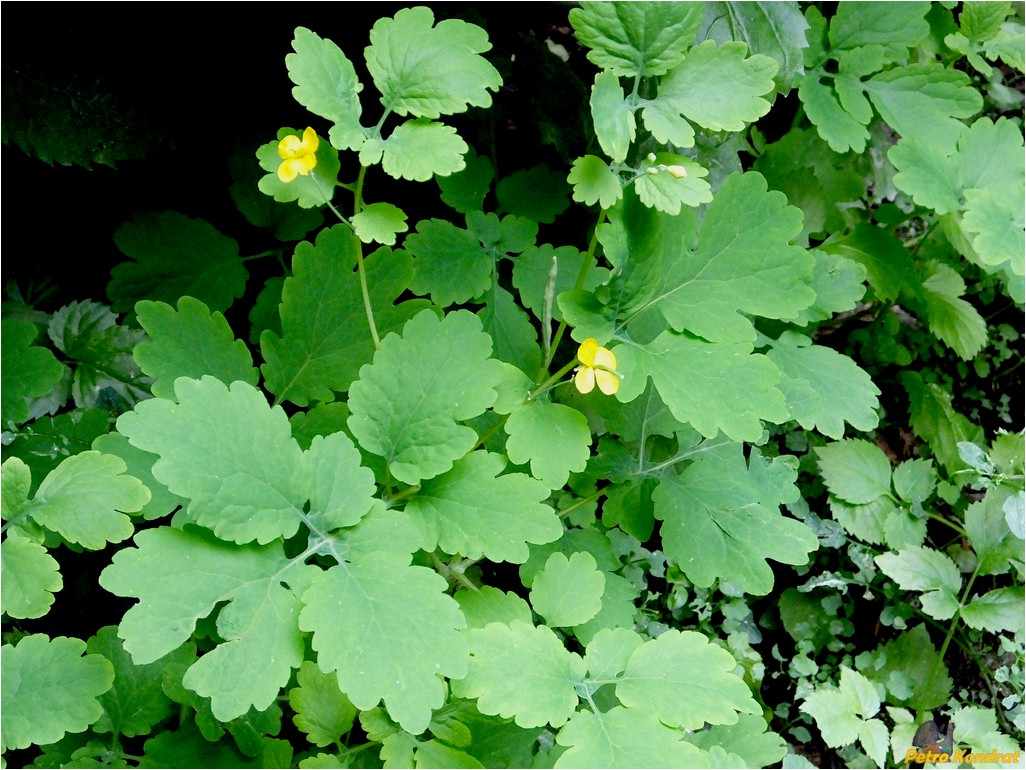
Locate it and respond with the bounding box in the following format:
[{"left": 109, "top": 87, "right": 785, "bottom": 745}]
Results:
[
  {"left": 277, "top": 127, "right": 319, "bottom": 183},
  {"left": 574, "top": 338, "right": 620, "bottom": 395}
]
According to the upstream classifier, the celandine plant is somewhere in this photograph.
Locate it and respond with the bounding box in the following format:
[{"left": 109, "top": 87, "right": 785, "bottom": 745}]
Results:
[{"left": 1, "top": 3, "right": 1024, "bottom": 768}]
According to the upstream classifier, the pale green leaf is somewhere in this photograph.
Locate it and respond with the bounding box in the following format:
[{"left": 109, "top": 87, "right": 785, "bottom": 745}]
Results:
[
  {"left": 966, "top": 491, "right": 1024, "bottom": 575},
  {"left": 688, "top": 713, "right": 788, "bottom": 769},
  {"left": 381, "top": 120, "right": 468, "bottom": 181},
  {"left": 0, "top": 533, "right": 61, "bottom": 619},
  {"left": 658, "top": 40, "right": 778, "bottom": 132},
  {"left": 300, "top": 555, "right": 467, "bottom": 734},
  {"left": 568, "top": 1, "right": 702, "bottom": 76},
  {"left": 347, "top": 309, "right": 506, "bottom": 485},
  {"left": 456, "top": 586, "right": 533, "bottom": 629},
  {"left": 798, "top": 76, "right": 871, "bottom": 153},
  {"left": 568, "top": 155, "right": 622, "bottom": 209},
  {"left": 766, "top": 331, "right": 880, "bottom": 439},
  {"left": 958, "top": 116, "right": 1025, "bottom": 194},
  {"left": 789, "top": 250, "right": 868, "bottom": 326},
  {"left": 404, "top": 451, "right": 560, "bottom": 564},
  {"left": 27, "top": 451, "right": 148, "bottom": 549},
  {"left": 640, "top": 100, "right": 695, "bottom": 147},
  {"left": 289, "top": 661, "right": 357, "bottom": 748},
  {"left": 960, "top": 587, "right": 1025, "bottom": 633},
  {"left": 366, "top": 7, "right": 501, "bottom": 118},
  {"left": 91, "top": 431, "right": 187, "bottom": 521},
  {"left": 864, "top": 625, "right": 951, "bottom": 711},
  {"left": 653, "top": 443, "right": 817, "bottom": 594},
  {"left": 591, "top": 71, "right": 634, "bottom": 163},
  {"left": 633, "top": 156, "right": 712, "bottom": 214},
  {"left": 1, "top": 318, "right": 65, "bottom": 427},
  {"left": 828, "top": 2, "right": 930, "bottom": 55},
  {"left": 572, "top": 571, "right": 641, "bottom": 646},
  {"left": 453, "top": 621, "right": 585, "bottom": 729},
  {"left": 643, "top": 172, "right": 813, "bottom": 343},
  {"left": 305, "top": 431, "right": 378, "bottom": 531},
  {"left": 800, "top": 667, "right": 881, "bottom": 749},
  {"left": 828, "top": 496, "right": 893, "bottom": 546},
  {"left": 504, "top": 400, "right": 592, "bottom": 490},
  {"left": 875, "top": 547, "right": 962, "bottom": 620},
  {"left": 816, "top": 439, "right": 893, "bottom": 505},
  {"left": 406, "top": 219, "right": 493, "bottom": 307},
  {"left": 352, "top": 202, "right": 408, "bottom": 246},
  {"left": 892, "top": 459, "right": 937, "bottom": 504},
  {"left": 286, "top": 27, "right": 366, "bottom": 151},
  {"left": 110, "top": 211, "right": 247, "bottom": 313},
  {"left": 582, "top": 627, "right": 644, "bottom": 682},
  {"left": 261, "top": 226, "right": 428, "bottom": 405},
  {"left": 865, "top": 64, "right": 982, "bottom": 147},
  {"left": 479, "top": 284, "right": 541, "bottom": 375},
  {"left": 616, "top": 333, "right": 788, "bottom": 443},
  {"left": 133, "top": 297, "right": 258, "bottom": 400},
  {"left": 958, "top": 1, "right": 1011, "bottom": 42},
  {"left": 530, "top": 552, "right": 606, "bottom": 628},
  {"left": 962, "top": 185, "right": 1026, "bottom": 272},
  {"left": 889, "top": 137, "right": 962, "bottom": 214},
  {"left": 117, "top": 377, "right": 306, "bottom": 545},
  {"left": 617, "top": 629, "right": 761, "bottom": 729},
  {"left": 1, "top": 634, "right": 114, "bottom": 752},
  {"left": 920, "top": 262, "right": 988, "bottom": 360},
  {"left": 555, "top": 707, "right": 708, "bottom": 769}
]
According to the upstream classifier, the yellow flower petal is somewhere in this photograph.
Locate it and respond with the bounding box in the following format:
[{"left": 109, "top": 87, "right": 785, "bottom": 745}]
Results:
[
  {"left": 277, "top": 159, "right": 300, "bottom": 183},
  {"left": 575, "top": 367, "right": 596, "bottom": 394},
  {"left": 301, "top": 126, "right": 319, "bottom": 152},
  {"left": 278, "top": 134, "right": 303, "bottom": 160},
  {"left": 595, "top": 369, "right": 619, "bottom": 395},
  {"left": 592, "top": 345, "right": 616, "bottom": 370},
  {"left": 577, "top": 338, "right": 600, "bottom": 367}
]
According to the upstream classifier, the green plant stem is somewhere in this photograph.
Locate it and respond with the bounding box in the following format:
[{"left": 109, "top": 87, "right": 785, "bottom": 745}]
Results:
[
  {"left": 543, "top": 210, "right": 608, "bottom": 369},
  {"left": 920, "top": 567, "right": 980, "bottom": 720},
  {"left": 558, "top": 489, "right": 604, "bottom": 520}
]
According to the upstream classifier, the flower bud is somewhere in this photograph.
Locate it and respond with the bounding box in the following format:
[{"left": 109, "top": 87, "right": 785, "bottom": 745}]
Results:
[{"left": 665, "top": 164, "right": 688, "bottom": 179}]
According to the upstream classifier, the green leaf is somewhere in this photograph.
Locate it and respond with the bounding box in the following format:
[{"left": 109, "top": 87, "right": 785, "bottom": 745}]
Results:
[
  {"left": 496, "top": 165, "right": 572, "bottom": 224},
  {"left": 616, "top": 333, "right": 788, "bottom": 443},
  {"left": 966, "top": 491, "right": 1023, "bottom": 576},
  {"left": 653, "top": 442, "right": 816, "bottom": 594},
  {"left": 299, "top": 555, "right": 467, "bottom": 734},
  {"left": 901, "top": 371, "right": 986, "bottom": 475},
  {"left": 438, "top": 149, "right": 494, "bottom": 214},
  {"left": 582, "top": 628, "right": 644, "bottom": 682},
  {"left": 798, "top": 74, "right": 871, "bottom": 153},
  {"left": 555, "top": 707, "right": 707, "bottom": 768},
  {"left": 568, "top": 155, "right": 622, "bottom": 209},
  {"left": 643, "top": 172, "right": 813, "bottom": 343},
  {"left": 1, "top": 533, "right": 61, "bottom": 619},
  {"left": 920, "top": 262, "right": 988, "bottom": 360},
  {"left": 91, "top": 431, "right": 188, "bottom": 521},
  {"left": 568, "top": 2, "right": 703, "bottom": 76},
  {"left": 865, "top": 64, "right": 982, "bottom": 147},
  {"left": 261, "top": 226, "right": 428, "bottom": 405},
  {"left": 657, "top": 40, "right": 778, "bottom": 132},
  {"left": 513, "top": 245, "right": 608, "bottom": 323},
  {"left": 863, "top": 625, "right": 951, "bottom": 711},
  {"left": 305, "top": 431, "right": 378, "bottom": 532},
  {"left": 117, "top": 377, "right": 306, "bottom": 545},
  {"left": 286, "top": 27, "right": 366, "bottom": 151},
  {"left": 875, "top": 547, "right": 962, "bottom": 620},
  {"left": 816, "top": 438, "right": 893, "bottom": 505},
  {"left": 800, "top": 667, "right": 886, "bottom": 765},
  {"left": 828, "top": 2, "right": 930, "bottom": 55},
  {"left": 892, "top": 459, "right": 936, "bottom": 504},
  {"left": 479, "top": 285, "right": 541, "bottom": 375},
  {"left": 699, "top": 2, "right": 812, "bottom": 91},
  {"left": 404, "top": 451, "right": 560, "bottom": 564},
  {"left": 633, "top": 155, "right": 712, "bottom": 214},
  {"left": 960, "top": 587, "right": 1025, "bottom": 633},
  {"left": 87, "top": 626, "right": 173, "bottom": 738},
  {"left": 406, "top": 219, "right": 493, "bottom": 306},
  {"left": 766, "top": 331, "right": 880, "bottom": 439},
  {"left": 347, "top": 309, "right": 506, "bottom": 485},
  {"left": 687, "top": 713, "right": 788, "bottom": 769},
  {"left": 133, "top": 297, "right": 259, "bottom": 401},
  {"left": 590, "top": 71, "right": 634, "bottom": 163},
  {"left": 617, "top": 629, "right": 762, "bottom": 729},
  {"left": 572, "top": 571, "right": 641, "bottom": 646},
  {"left": 1, "top": 318, "right": 65, "bottom": 428},
  {"left": 530, "top": 552, "right": 606, "bottom": 628},
  {"left": 21, "top": 450, "right": 148, "bottom": 549},
  {"left": 504, "top": 401, "right": 592, "bottom": 490},
  {"left": 289, "top": 661, "right": 357, "bottom": 748},
  {"left": 352, "top": 202, "right": 408, "bottom": 246},
  {"left": 640, "top": 99, "right": 695, "bottom": 147},
  {"left": 962, "top": 185, "right": 1026, "bottom": 274},
  {"left": 453, "top": 621, "right": 585, "bottom": 729},
  {"left": 381, "top": 119, "right": 468, "bottom": 181},
  {"left": 48, "top": 300, "right": 151, "bottom": 410},
  {"left": 456, "top": 586, "right": 533, "bottom": 629},
  {"left": 109, "top": 211, "right": 247, "bottom": 313},
  {"left": 366, "top": 6, "right": 501, "bottom": 118},
  {"left": 1, "top": 634, "right": 114, "bottom": 752}
]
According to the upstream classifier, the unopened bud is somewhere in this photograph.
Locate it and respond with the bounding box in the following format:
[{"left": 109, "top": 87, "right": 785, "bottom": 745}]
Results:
[
  {"left": 647, "top": 152, "right": 657, "bottom": 162},
  {"left": 645, "top": 167, "right": 659, "bottom": 175},
  {"left": 665, "top": 164, "right": 688, "bottom": 179}
]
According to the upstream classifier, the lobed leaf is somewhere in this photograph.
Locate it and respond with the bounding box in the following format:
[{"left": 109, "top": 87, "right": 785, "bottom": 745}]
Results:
[
  {"left": 504, "top": 400, "right": 592, "bottom": 490},
  {"left": 1, "top": 318, "right": 65, "bottom": 428},
  {"left": 0, "top": 533, "right": 62, "bottom": 619},
  {"left": 555, "top": 707, "right": 708, "bottom": 768},
  {"left": 529, "top": 552, "right": 606, "bottom": 628}
]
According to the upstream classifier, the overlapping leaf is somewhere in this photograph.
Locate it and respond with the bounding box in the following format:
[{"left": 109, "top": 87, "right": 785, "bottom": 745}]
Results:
[
  {"left": 347, "top": 309, "right": 506, "bottom": 485},
  {"left": 652, "top": 442, "right": 816, "bottom": 594},
  {"left": 261, "top": 225, "right": 429, "bottom": 405},
  {"left": 504, "top": 400, "right": 592, "bottom": 489},
  {"left": 555, "top": 707, "right": 707, "bottom": 769},
  {"left": 403, "top": 451, "right": 560, "bottom": 563},
  {"left": 1, "top": 319, "right": 64, "bottom": 427},
  {"left": 0, "top": 533, "right": 61, "bottom": 619}
]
